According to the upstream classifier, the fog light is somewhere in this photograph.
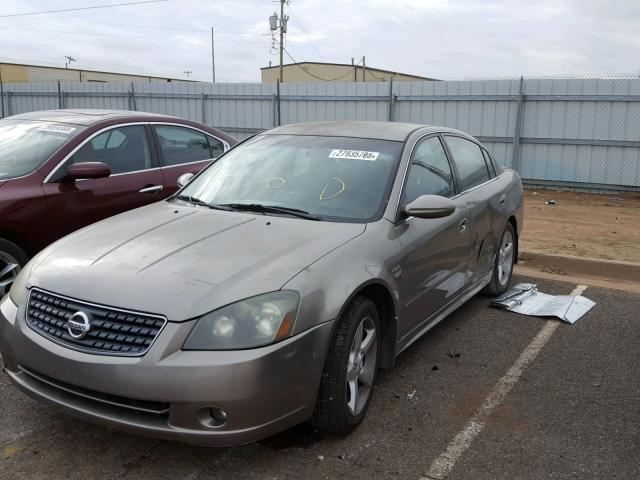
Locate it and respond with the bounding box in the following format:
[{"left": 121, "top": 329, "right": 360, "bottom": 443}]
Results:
[
  {"left": 210, "top": 407, "right": 228, "bottom": 424},
  {"left": 197, "top": 406, "right": 228, "bottom": 428}
]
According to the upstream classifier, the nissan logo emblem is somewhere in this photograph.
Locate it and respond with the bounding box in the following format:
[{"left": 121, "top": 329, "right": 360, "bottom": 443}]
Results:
[{"left": 67, "top": 311, "right": 91, "bottom": 340}]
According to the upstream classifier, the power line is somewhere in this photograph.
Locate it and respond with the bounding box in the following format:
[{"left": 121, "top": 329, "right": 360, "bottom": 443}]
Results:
[
  {"left": 0, "top": 0, "right": 170, "bottom": 18},
  {"left": 0, "top": 26, "right": 270, "bottom": 43},
  {"left": 287, "top": 3, "right": 325, "bottom": 62},
  {"left": 284, "top": 48, "right": 362, "bottom": 82}
]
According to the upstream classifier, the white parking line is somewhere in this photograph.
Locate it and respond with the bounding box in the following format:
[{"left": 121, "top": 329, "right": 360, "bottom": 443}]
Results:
[{"left": 421, "top": 284, "right": 588, "bottom": 480}]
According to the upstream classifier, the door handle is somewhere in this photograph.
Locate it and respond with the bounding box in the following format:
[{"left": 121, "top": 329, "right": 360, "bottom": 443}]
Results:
[
  {"left": 458, "top": 217, "right": 469, "bottom": 232},
  {"left": 139, "top": 185, "right": 163, "bottom": 194}
]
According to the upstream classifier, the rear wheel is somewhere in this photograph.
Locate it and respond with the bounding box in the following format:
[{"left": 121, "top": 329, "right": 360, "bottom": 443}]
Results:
[
  {"left": 483, "top": 223, "right": 516, "bottom": 296},
  {"left": 311, "top": 296, "right": 380, "bottom": 435},
  {"left": 0, "top": 239, "right": 28, "bottom": 297}
]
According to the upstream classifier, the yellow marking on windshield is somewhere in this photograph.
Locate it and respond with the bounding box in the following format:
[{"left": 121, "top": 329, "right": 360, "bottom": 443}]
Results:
[
  {"left": 265, "top": 177, "right": 286, "bottom": 189},
  {"left": 320, "top": 177, "right": 346, "bottom": 200}
]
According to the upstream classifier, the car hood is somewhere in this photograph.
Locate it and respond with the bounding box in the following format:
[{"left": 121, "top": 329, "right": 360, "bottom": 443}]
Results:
[{"left": 27, "top": 202, "right": 365, "bottom": 321}]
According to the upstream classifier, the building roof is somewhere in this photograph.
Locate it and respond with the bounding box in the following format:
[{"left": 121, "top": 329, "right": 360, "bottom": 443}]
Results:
[
  {"left": 8, "top": 109, "right": 176, "bottom": 126},
  {"left": 260, "top": 61, "right": 437, "bottom": 81},
  {"left": 0, "top": 61, "right": 189, "bottom": 82}
]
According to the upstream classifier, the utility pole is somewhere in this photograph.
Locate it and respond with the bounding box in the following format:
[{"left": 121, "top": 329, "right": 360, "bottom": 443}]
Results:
[
  {"left": 64, "top": 56, "right": 76, "bottom": 69},
  {"left": 211, "top": 27, "right": 216, "bottom": 83},
  {"left": 279, "top": 0, "right": 285, "bottom": 82},
  {"left": 183, "top": 70, "right": 192, "bottom": 79},
  {"left": 362, "top": 56, "right": 366, "bottom": 82},
  {"left": 269, "top": 2, "right": 288, "bottom": 83}
]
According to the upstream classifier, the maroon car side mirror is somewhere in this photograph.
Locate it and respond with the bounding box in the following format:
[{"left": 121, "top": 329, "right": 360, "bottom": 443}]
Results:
[{"left": 66, "top": 162, "right": 111, "bottom": 181}]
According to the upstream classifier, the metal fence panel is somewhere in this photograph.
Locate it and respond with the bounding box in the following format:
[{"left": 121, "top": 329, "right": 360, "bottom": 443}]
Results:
[{"left": 1, "top": 77, "right": 638, "bottom": 190}]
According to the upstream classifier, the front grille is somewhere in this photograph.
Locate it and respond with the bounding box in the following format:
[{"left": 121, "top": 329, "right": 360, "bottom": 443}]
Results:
[{"left": 26, "top": 288, "right": 167, "bottom": 356}]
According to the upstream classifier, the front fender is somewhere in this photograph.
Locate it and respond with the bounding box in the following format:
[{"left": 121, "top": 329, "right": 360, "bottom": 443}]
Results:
[{"left": 282, "top": 221, "right": 403, "bottom": 338}]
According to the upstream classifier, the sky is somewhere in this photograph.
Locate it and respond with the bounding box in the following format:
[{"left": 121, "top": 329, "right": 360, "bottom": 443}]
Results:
[{"left": 0, "top": 0, "right": 639, "bottom": 82}]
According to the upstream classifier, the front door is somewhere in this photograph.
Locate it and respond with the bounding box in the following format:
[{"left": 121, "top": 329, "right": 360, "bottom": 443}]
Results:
[
  {"left": 151, "top": 124, "right": 226, "bottom": 196},
  {"left": 41, "top": 124, "right": 165, "bottom": 244},
  {"left": 395, "top": 135, "right": 472, "bottom": 340}
]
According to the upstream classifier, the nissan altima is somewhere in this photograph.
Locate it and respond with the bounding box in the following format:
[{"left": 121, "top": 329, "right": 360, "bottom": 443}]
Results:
[{"left": 0, "top": 121, "right": 523, "bottom": 445}]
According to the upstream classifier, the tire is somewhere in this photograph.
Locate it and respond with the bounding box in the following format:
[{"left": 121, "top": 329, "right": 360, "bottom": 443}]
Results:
[
  {"left": 0, "top": 239, "right": 28, "bottom": 297},
  {"left": 311, "top": 296, "right": 381, "bottom": 435},
  {"left": 483, "top": 222, "right": 516, "bottom": 296}
]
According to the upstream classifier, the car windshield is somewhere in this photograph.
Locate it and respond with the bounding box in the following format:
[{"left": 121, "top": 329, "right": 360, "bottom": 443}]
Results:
[
  {"left": 0, "top": 120, "right": 80, "bottom": 180},
  {"left": 178, "top": 134, "right": 404, "bottom": 222}
]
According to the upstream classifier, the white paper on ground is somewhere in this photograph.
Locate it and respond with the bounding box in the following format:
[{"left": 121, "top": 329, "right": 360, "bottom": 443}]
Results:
[{"left": 490, "top": 283, "right": 595, "bottom": 324}]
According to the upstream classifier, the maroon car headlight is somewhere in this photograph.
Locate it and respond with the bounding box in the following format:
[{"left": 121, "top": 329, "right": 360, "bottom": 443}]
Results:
[{"left": 182, "top": 291, "right": 300, "bottom": 350}]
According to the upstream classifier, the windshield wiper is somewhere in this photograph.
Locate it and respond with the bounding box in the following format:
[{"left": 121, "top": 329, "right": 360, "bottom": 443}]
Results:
[
  {"left": 221, "top": 203, "right": 321, "bottom": 220},
  {"left": 173, "top": 194, "right": 233, "bottom": 211}
]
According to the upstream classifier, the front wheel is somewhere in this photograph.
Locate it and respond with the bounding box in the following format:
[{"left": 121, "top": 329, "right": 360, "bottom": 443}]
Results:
[
  {"left": 0, "top": 239, "right": 28, "bottom": 297},
  {"left": 311, "top": 296, "right": 380, "bottom": 435},
  {"left": 483, "top": 223, "right": 516, "bottom": 296}
]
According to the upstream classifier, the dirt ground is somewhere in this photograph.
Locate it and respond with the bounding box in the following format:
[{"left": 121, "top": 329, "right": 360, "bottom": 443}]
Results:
[{"left": 520, "top": 188, "right": 640, "bottom": 263}]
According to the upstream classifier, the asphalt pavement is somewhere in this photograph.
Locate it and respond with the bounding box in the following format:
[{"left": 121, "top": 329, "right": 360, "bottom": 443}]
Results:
[{"left": 1, "top": 274, "right": 638, "bottom": 479}]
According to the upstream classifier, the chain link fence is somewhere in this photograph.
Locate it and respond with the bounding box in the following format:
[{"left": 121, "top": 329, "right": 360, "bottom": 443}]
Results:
[{"left": 1, "top": 75, "right": 639, "bottom": 191}]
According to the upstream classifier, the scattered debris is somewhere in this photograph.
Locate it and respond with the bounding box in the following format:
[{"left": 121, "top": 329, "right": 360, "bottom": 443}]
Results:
[
  {"left": 394, "top": 394, "right": 401, "bottom": 399},
  {"left": 407, "top": 390, "right": 417, "bottom": 401},
  {"left": 317, "top": 455, "right": 324, "bottom": 461},
  {"left": 338, "top": 454, "right": 347, "bottom": 460},
  {"left": 448, "top": 352, "right": 461, "bottom": 358},
  {"left": 431, "top": 365, "right": 439, "bottom": 371},
  {"left": 490, "top": 283, "right": 595, "bottom": 324},
  {"left": 546, "top": 200, "right": 557, "bottom": 206},
  {"left": 532, "top": 191, "right": 538, "bottom": 195},
  {"left": 612, "top": 197, "right": 624, "bottom": 202}
]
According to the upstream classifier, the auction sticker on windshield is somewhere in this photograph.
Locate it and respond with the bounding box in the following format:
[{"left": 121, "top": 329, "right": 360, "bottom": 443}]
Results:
[{"left": 329, "top": 149, "right": 379, "bottom": 161}]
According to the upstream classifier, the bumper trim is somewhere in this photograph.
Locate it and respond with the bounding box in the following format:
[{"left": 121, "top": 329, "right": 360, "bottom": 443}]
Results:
[{"left": 19, "top": 366, "right": 170, "bottom": 415}]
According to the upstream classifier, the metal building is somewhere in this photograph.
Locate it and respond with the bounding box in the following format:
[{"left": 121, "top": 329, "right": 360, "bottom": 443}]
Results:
[
  {"left": 0, "top": 62, "right": 190, "bottom": 83},
  {"left": 261, "top": 62, "right": 436, "bottom": 83}
]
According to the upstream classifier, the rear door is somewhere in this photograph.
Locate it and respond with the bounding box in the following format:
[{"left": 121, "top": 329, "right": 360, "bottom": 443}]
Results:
[
  {"left": 151, "top": 124, "right": 228, "bottom": 196},
  {"left": 41, "top": 124, "right": 165, "bottom": 242},
  {"left": 442, "top": 135, "right": 500, "bottom": 284},
  {"left": 395, "top": 135, "right": 472, "bottom": 339}
]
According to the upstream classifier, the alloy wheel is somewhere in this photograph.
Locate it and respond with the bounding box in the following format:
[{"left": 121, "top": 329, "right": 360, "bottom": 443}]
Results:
[
  {"left": 0, "top": 252, "right": 21, "bottom": 297},
  {"left": 346, "top": 315, "right": 377, "bottom": 416},
  {"left": 497, "top": 230, "right": 514, "bottom": 286}
]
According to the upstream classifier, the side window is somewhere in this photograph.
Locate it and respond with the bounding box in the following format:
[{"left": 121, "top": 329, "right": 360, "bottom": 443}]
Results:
[
  {"left": 482, "top": 148, "right": 497, "bottom": 177},
  {"left": 68, "top": 125, "right": 151, "bottom": 175},
  {"left": 403, "top": 136, "right": 455, "bottom": 205},
  {"left": 153, "top": 125, "right": 213, "bottom": 166},
  {"left": 444, "top": 136, "right": 491, "bottom": 191},
  {"left": 207, "top": 135, "right": 225, "bottom": 158}
]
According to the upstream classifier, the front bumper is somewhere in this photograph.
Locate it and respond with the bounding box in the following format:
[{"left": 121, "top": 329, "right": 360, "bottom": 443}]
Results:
[{"left": 0, "top": 294, "right": 334, "bottom": 446}]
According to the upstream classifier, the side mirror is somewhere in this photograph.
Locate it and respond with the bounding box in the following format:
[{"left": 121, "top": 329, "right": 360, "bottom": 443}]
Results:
[
  {"left": 404, "top": 194, "right": 456, "bottom": 219},
  {"left": 177, "top": 172, "right": 195, "bottom": 188},
  {"left": 66, "top": 162, "right": 111, "bottom": 180}
]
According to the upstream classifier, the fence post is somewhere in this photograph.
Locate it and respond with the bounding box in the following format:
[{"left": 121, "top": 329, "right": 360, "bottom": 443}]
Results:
[
  {"left": 6, "top": 91, "right": 12, "bottom": 116},
  {"left": 276, "top": 80, "right": 281, "bottom": 127},
  {"left": 130, "top": 82, "right": 137, "bottom": 111},
  {"left": 511, "top": 76, "right": 525, "bottom": 173},
  {"left": 388, "top": 77, "right": 395, "bottom": 121},
  {"left": 57, "top": 80, "right": 63, "bottom": 109},
  {"left": 0, "top": 75, "right": 4, "bottom": 118},
  {"left": 201, "top": 91, "right": 206, "bottom": 123}
]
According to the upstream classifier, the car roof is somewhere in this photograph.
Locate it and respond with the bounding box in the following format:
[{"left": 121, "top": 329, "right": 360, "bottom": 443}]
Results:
[
  {"left": 6, "top": 109, "right": 179, "bottom": 126},
  {"left": 264, "top": 121, "right": 468, "bottom": 142}
]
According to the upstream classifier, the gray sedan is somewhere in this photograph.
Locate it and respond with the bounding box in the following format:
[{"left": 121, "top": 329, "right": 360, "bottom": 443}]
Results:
[{"left": 0, "top": 121, "right": 523, "bottom": 445}]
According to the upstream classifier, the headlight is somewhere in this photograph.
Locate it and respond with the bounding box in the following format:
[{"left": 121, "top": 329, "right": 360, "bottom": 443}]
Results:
[
  {"left": 183, "top": 291, "right": 300, "bottom": 350},
  {"left": 8, "top": 261, "right": 31, "bottom": 306}
]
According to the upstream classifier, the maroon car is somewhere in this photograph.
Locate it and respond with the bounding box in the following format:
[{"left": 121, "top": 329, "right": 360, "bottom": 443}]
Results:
[{"left": 0, "top": 109, "right": 236, "bottom": 295}]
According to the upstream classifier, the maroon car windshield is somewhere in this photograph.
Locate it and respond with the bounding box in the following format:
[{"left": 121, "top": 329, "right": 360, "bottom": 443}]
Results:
[{"left": 0, "top": 120, "right": 83, "bottom": 180}]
